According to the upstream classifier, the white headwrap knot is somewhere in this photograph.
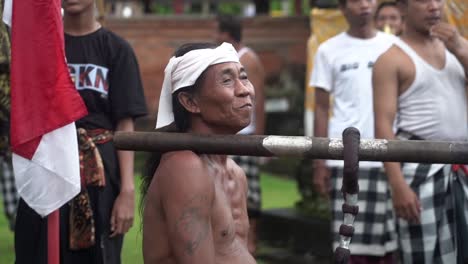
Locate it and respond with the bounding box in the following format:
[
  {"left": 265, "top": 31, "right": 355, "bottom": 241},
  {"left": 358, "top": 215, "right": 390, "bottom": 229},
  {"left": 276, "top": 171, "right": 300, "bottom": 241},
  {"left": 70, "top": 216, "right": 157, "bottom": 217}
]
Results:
[{"left": 156, "top": 42, "right": 240, "bottom": 129}]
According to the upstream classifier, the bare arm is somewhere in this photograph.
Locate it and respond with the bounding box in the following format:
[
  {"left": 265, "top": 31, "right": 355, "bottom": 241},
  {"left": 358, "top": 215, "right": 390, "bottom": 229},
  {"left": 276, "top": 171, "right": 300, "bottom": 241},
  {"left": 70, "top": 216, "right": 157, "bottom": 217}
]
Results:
[
  {"left": 313, "top": 88, "right": 329, "bottom": 155},
  {"left": 431, "top": 23, "right": 468, "bottom": 78},
  {"left": 241, "top": 52, "right": 265, "bottom": 135},
  {"left": 160, "top": 152, "right": 216, "bottom": 263},
  {"left": 312, "top": 88, "right": 330, "bottom": 197},
  {"left": 110, "top": 117, "right": 135, "bottom": 237},
  {"left": 373, "top": 50, "right": 421, "bottom": 223}
]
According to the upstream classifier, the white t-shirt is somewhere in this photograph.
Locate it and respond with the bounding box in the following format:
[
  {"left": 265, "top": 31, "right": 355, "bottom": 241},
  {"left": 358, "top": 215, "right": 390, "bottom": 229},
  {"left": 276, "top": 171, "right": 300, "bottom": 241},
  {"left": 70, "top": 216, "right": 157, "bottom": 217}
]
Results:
[{"left": 310, "top": 32, "right": 396, "bottom": 168}]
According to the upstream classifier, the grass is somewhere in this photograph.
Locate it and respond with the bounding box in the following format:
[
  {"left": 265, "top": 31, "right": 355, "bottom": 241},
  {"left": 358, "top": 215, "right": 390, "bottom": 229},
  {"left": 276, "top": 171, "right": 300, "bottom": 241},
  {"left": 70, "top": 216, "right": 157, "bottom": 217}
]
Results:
[
  {"left": 0, "top": 201, "right": 14, "bottom": 264},
  {"left": 0, "top": 172, "right": 300, "bottom": 264}
]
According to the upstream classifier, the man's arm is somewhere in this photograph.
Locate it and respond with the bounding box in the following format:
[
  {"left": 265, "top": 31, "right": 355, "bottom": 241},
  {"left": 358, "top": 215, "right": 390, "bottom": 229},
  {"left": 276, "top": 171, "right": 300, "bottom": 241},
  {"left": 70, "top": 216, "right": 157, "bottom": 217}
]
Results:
[
  {"left": 110, "top": 117, "right": 135, "bottom": 237},
  {"left": 309, "top": 44, "right": 334, "bottom": 198},
  {"left": 313, "top": 88, "right": 330, "bottom": 197},
  {"left": 431, "top": 23, "right": 468, "bottom": 78},
  {"left": 240, "top": 52, "right": 265, "bottom": 135},
  {"left": 373, "top": 50, "right": 421, "bottom": 223},
  {"left": 160, "top": 152, "right": 216, "bottom": 264}
]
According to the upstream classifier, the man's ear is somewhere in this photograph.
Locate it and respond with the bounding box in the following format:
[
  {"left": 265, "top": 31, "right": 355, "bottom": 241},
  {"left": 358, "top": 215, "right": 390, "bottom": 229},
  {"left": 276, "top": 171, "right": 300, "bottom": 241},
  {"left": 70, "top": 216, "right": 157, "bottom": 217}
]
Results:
[{"left": 177, "top": 92, "right": 200, "bottom": 114}]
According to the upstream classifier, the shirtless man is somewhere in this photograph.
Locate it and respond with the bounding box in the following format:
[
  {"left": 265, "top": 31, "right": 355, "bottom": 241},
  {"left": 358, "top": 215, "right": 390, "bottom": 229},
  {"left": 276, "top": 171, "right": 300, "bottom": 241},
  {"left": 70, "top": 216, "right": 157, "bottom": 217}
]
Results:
[
  {"left": 215, "top": 15, "right": 265, "bottom": 254},
  {"left": 142, "top": 42, "right": 256, "bottom": 264},
  {"left": 373, "top": 0, "right": 468, "bottom": 262}
]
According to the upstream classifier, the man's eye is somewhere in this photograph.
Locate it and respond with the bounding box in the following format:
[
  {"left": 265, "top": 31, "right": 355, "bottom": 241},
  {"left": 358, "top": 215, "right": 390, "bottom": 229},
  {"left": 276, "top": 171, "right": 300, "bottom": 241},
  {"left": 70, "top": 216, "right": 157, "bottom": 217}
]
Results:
[{"left": 223, "top": 79, "right": 232, "bottom": 83}]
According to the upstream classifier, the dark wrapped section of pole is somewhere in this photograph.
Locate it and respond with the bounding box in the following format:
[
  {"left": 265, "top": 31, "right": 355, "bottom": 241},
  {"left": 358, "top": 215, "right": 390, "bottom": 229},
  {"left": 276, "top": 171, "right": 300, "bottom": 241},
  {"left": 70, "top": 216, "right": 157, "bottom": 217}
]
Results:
[
  {"left": 114, "top": 131, "right": 468, "bottom": 164},
  {"left": 334, "top": 127, "right": 360, "bottom": 264}
]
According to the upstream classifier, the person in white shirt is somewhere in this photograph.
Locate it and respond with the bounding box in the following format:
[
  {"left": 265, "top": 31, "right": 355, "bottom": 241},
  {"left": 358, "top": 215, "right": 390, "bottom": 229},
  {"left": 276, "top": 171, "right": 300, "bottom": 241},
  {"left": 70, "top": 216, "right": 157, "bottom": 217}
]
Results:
[{"left": 310, "top": 0, "right": 398, "bottom": 262}]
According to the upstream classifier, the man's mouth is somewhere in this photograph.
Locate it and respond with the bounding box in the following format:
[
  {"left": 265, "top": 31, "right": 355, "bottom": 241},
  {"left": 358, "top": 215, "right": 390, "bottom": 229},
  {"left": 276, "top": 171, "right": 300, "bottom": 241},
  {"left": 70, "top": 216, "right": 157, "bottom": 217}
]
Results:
[{"left": 427, "top": 16, "right": 441, "bottom": 24}]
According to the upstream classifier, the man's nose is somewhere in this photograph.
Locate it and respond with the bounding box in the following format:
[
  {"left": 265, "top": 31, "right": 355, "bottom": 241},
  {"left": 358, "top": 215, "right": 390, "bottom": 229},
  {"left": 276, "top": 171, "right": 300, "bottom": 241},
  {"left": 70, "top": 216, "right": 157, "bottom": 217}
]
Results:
[
  {"left": 360, "top": 0, "right": 370, "bottom": 9},
  {"left": 427, "top": 0, "right": 441, "bottom": 11},
  {"left": 236, "top": 80, "right": 254, "bottom": 97}
]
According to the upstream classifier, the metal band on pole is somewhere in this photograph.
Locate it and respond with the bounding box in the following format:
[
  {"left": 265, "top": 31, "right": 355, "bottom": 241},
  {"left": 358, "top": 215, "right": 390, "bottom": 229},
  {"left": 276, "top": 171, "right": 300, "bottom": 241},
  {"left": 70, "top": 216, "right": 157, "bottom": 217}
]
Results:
[
  {"left": 114, "top": 131, "right": 468, "bottom": 164},
  {"left": 334, "top": 128, "right": 360, "bottom": 263}
]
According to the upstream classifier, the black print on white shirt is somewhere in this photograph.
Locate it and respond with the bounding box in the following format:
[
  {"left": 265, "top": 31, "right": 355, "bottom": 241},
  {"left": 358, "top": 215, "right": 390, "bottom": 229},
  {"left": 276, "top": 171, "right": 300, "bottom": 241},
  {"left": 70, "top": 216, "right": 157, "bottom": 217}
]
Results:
[
  {"left": 68, "top": 63, "right": 109, "bottom": 95},
  {"left": 340, "top": 62, "right": 359, "bottom": 72}
]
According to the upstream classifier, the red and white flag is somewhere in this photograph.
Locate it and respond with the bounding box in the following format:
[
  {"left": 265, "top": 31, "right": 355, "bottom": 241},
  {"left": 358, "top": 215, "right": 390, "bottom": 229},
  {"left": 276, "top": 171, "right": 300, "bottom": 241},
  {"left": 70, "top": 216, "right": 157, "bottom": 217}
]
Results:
[{"left": 3, "top": 0, "right": 87, "bottom": 217}]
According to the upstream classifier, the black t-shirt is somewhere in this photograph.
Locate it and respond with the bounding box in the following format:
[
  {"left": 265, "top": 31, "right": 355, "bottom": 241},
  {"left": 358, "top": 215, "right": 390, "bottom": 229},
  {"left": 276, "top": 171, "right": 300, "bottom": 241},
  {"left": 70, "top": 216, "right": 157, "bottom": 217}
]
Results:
[{"left": 65, "top": 28, "right": 147, "bottom": 130}]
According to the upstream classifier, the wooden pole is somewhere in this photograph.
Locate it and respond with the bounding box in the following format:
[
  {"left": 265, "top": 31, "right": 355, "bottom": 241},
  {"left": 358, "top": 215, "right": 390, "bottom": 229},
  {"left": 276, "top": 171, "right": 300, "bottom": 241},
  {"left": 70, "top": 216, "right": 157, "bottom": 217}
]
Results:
[{"left": 114, "top": 131, "right": 468, "bottom": 164}]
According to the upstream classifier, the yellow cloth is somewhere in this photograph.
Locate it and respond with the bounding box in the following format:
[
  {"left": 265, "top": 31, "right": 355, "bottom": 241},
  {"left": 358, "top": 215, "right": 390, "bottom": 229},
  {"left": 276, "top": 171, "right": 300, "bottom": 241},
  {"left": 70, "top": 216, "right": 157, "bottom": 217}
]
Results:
[
  {"left": 304, "top": 8, "right": 347, "bottom": 112},
  {"left": 444, "top": 0, "right": 468, "bottom": 37}
]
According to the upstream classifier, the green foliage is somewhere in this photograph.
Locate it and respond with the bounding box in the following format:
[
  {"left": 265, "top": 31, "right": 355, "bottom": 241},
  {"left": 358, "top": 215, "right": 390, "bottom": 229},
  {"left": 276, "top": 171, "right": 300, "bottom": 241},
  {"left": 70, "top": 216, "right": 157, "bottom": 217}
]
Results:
[
  {"left": 217, "top": 3, "right": 243, "bottom": 16},
  {"left": 150, "top": 3, "right": 173, "bottom": 15},
  {"left": 261, "top": 172, "right": 301, "bottom": 209}
]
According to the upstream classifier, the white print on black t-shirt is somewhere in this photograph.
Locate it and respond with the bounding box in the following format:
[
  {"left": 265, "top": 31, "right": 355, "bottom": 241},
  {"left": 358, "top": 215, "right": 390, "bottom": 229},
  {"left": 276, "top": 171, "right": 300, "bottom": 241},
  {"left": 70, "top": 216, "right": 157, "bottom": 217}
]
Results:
[
  {"left": 340, "top": 61, "right": 375, "bottom": 72},
  {"left": 68, "top": 63, "right": 109, "bottom": 95}
]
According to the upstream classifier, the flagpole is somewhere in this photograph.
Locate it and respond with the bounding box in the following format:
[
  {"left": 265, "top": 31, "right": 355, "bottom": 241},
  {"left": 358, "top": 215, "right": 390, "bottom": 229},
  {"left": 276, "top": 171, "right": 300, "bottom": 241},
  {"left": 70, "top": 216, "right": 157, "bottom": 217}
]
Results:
[{"left": 48, "top": 210, "right": 60, "bottom": 264}]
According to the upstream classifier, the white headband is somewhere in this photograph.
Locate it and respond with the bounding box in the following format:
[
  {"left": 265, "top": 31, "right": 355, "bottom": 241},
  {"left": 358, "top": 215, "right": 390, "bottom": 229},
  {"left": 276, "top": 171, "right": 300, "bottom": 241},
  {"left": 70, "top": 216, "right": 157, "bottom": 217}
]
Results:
[{"left": 156, "top": 42, "right": 240, "bottom": 129}]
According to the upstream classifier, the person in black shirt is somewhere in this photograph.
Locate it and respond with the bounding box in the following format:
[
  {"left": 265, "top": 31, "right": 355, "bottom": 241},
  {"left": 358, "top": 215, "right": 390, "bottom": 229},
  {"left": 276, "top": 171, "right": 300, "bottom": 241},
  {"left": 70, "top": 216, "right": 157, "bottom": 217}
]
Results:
[{"left": 14, "top": 0, "right": 147, "bottom": 263}]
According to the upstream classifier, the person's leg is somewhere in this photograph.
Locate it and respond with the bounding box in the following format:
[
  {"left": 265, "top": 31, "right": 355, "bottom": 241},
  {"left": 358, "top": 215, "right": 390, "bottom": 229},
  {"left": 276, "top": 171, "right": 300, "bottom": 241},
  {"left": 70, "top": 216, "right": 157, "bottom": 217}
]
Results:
[
  {"left": 99, "top": 142, "right": 124, "bottom": 264},
  {"left": 453, "top": 173, "right": 468, "bottom": 264},
  {"left": 14, "top": 198, "right": 48, "bottom": 264},
  {"left": 60, "top": 141, "right": 123, "bottom": 264},
  {"left": 0, "top": 156, "right": 19, "bottom": 231},
  {"left": 398, "top": 166, "right": 459, "bottom": 264},
  {"left": 348, "top": 168, "right": 398, "bottom": 264}
]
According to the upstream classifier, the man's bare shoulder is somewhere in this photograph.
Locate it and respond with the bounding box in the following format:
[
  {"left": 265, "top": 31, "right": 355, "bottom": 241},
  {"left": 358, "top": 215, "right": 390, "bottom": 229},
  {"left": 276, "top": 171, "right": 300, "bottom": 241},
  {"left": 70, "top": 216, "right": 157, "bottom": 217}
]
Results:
[
  {"left": 156, "top": 151, "right": 213, "bottom": 192},
  {"left": 375, "top": 44, "right": 415, "bottom": 84},
  {"left": 376, "top": 45, "right": 406, "bottom": 67}
]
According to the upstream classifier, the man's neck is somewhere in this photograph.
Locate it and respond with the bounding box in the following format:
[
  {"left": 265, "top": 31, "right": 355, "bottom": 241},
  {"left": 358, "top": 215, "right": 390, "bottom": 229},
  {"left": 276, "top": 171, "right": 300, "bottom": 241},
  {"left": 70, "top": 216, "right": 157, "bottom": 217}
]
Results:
[
  {"left": 202, "top": 154, "right": 228, "bottom": 166},
  {"left": 401, "top": 26, "right": 437, "bottom": 46},
  {"left": 64, "top": 12, "right": 100, "bottom": 36},
  {"left": 347, "top": 24, "right": 377, "bottom": 39}
]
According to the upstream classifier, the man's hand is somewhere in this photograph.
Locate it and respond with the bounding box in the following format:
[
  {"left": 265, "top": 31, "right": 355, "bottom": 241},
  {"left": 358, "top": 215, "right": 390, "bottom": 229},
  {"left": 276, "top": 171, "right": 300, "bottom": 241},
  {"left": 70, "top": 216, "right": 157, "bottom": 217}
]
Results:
[
  {"left": 110, "top": 189, "right": 135, "bottom": 237},
  {"left": 313, "top": 165, "right": 331, "bottom": 198},
  {"left": 431, "top": 22, "right": 467, "bottom": 55},
  {"left": 391, "top": 182, "right": 421, "bottom": 223}
]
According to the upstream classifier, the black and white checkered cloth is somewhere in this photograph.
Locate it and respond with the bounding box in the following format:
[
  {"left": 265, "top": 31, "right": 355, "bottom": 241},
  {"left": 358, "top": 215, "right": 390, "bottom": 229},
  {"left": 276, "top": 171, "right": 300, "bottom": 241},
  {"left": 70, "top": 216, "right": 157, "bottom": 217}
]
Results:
[
  {"left": 397, "top": 163, "right": 468, "bottom": 263},
  {"left": 0, "top": 156, "right": 19, "bottom": 230},
  {"left": 232, "top": 155, "right": 261, "bottom": 216},
  {"left": 330, "top": 167, "right": 398, "bottom": 256}
]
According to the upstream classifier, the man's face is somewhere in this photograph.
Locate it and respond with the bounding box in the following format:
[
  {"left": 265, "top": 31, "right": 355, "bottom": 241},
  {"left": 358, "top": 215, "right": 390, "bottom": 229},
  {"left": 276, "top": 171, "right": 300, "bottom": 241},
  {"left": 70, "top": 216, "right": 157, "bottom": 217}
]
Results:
[
  {"left": 341, "top": 0, "right": 377, "bottom": 27},
  {"left": 375, "top": 6, "right": 404, "bottom": 35},
  {"left": 194, "top": 62, "right": 254, "bottom": 133},
  {"left": 62, "top": 0, "right": 94, "bottom": 15},
  {"left": 403, "top": 0, "right": 444, "bottom": 34}
]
